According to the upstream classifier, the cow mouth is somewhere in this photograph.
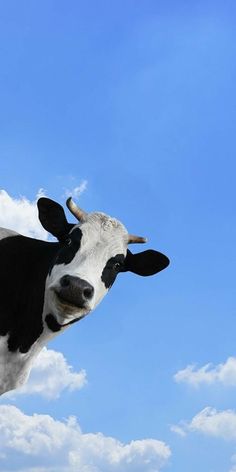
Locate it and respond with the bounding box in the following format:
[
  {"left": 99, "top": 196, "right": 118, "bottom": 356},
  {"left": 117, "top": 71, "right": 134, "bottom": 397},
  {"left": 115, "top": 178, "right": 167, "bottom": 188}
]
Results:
[{"left": 54, "top": 290, "right": 87, "bottom": 312}]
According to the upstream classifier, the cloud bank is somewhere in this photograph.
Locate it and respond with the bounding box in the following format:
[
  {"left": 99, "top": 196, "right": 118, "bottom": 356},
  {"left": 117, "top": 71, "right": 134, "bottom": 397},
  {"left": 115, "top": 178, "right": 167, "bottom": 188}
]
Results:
[{"left": 0, "top": 405, "right": 171, "bottom": 472}]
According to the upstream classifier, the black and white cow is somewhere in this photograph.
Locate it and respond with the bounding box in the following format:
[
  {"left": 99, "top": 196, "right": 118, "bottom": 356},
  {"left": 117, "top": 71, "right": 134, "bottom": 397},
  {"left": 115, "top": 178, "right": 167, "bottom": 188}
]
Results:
[{"left": 0, "top": 197, "right": 169, "bottom": 395}]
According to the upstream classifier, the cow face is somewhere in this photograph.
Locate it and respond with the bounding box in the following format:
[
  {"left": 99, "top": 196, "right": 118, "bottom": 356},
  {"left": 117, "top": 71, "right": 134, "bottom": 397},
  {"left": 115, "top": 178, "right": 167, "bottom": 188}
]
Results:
[{"left": 38, "top": 198, "right": 169, "bottom": 327}]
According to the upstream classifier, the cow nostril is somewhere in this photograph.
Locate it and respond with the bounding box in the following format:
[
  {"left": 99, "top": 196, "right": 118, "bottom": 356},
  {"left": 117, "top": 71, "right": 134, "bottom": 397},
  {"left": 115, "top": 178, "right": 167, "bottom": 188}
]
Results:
[
  {"left": 60, "top": 275, "right": 71, "bottom": 288},
  {"left": 83, "top": 286, "right": 94, "bottom": 300}
]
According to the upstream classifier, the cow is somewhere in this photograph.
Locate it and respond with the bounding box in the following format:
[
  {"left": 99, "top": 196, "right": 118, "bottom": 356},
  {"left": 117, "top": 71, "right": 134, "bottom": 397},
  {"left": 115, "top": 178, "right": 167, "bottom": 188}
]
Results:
[{"left": 0, "top": 197, "right": 169, "bottom": 395}]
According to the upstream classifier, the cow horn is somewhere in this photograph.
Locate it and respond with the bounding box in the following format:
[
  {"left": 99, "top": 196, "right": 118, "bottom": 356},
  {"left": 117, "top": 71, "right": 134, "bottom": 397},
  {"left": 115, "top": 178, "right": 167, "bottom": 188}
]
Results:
[
  {"left": 66, "top": 197, "right": 87, "bottom": 222},
  {"left": 128, "top": 234, "right": 147, "bottom": 244}
]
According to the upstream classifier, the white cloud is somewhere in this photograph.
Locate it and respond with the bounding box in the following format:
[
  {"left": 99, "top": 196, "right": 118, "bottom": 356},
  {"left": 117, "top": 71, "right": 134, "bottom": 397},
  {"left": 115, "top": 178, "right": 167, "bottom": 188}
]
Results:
[
  {"left": 0, "top": 405, "right": 171, "bottom": 472},
  {"left": 229, "top": 454, "right": 236, "bottom": 472},
  {"left": 170, "top": 425, "right": 186, "bottom": 437},
  {"left": 3, "top": 348, "right": 87, "bottom": 400},
  {"left": 174, "top": 357, "right": 236, "bottom": 387},
  {"left": 172, "top": 407, "right": 236, "bottom": 441},
  {"left": 171, "top": 408, "right": 236, "bottom": 472},
  {"left": 64, "top": 180, "right": 88, "bottom": 199},
  {"left": 188, "top": 407, "right": 236, "bottom": 440},
  {"left": 0, "top": 189, "right": 48, "bottom": 240}
]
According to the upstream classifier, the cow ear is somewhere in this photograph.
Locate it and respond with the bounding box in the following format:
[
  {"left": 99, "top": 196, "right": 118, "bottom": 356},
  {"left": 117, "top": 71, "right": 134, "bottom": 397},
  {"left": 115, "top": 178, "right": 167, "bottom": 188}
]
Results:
[
  {"left": 37, "top": 198, "right": 74, "bottom": 241},
  {"left": 124, "top": 249, "right": 170, "bottom": 276}
]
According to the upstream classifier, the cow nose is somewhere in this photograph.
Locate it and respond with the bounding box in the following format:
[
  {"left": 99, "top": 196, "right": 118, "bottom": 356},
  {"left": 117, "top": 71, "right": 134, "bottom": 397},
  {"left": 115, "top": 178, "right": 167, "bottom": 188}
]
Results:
[
  {"left": 58, "top": 275, "right": 94, "bottom": 307},
  {"left": 60, "top": 275, "right": 71, "bottom": 288}
]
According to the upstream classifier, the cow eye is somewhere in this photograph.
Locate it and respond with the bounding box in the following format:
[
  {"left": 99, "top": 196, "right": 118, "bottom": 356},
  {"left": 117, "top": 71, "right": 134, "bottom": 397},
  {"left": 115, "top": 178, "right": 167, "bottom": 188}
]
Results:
[
  {"left": 113, "top": 262, "right": 121, "bottom": 271},
  {"left": 65, "top": 237, "right": 72, "bottom": 246}
]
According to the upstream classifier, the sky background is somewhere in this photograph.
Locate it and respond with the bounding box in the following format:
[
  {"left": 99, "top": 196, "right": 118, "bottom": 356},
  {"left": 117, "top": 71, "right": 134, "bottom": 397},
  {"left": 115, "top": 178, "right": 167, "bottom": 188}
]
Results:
[{"left": 0, "top": 1, "right": 236, "bottom": 471}]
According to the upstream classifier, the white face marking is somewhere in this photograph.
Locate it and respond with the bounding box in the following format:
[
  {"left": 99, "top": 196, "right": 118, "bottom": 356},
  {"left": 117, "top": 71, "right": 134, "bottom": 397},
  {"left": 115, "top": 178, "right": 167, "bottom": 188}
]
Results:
[{"left": 45, "top": 212, "right": 129, "bottom": 325}]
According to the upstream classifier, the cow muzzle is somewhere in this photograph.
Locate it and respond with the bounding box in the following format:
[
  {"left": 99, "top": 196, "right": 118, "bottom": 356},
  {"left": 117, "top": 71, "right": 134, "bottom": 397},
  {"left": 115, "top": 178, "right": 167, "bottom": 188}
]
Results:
[{"left": 55, "top": 275, "right": 94, "bottom": 310}]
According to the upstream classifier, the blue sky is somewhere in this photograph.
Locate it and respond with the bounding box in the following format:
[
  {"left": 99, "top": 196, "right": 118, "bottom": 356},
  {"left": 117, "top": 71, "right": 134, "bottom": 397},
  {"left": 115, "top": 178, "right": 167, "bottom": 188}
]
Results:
[{"left": 0, "top": 1, "right": 236, "bottom": 471}]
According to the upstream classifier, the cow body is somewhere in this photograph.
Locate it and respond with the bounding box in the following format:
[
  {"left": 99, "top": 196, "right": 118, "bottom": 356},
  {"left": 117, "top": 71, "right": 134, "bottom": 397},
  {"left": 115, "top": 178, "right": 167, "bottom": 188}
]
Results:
[
  {"left": 0, "top": 198, "right": 169, "bottom": 395},
  {"left": 0, "top": 229, "right": 60, "bottom": 393}
]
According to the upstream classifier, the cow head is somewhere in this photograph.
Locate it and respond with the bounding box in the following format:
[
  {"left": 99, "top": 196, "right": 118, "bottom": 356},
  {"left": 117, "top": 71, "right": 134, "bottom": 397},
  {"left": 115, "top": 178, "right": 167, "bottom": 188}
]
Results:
[{"left": 38, "top": 198, "right": 169, "bottom": 327}]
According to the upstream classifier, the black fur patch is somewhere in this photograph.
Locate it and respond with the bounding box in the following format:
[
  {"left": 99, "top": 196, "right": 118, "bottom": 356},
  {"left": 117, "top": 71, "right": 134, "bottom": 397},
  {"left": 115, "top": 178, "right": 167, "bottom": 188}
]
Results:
[
  {"left": 124, "top": 249, "right": 170, "bottom": 276},
  {"left": 45, "top": 313, "right": 83, "bottom": 332},
  {"left": 101, "top": 254, "right": 125, "bottom": 289},
  {"left": 0, "top": 235, "right": 59, "bottom": 353},
  {"left": 54, "top": 227, "right": 83, "bottom": 266},
  {"left": 45, "top": 314, "right": 62, "bottom": 332}
]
